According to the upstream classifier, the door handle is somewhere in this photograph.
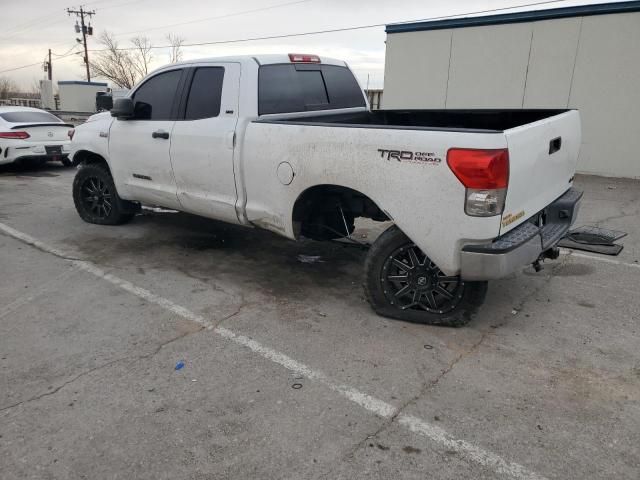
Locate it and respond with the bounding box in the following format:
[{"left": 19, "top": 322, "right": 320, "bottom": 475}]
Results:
[
  {"left": 549, "top": 137, "right": 562, "bottom": 154},
  {"left": 152, "top": 130, "right": 170, "bottom": 140}
]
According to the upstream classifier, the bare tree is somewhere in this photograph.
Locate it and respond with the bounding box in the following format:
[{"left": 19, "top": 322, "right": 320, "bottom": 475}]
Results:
[
  {"left": 131, "top": 36, "right": 153, "bottom": 78},
  {"left": 89, "top": 32, "right": 153, "bottom": 89},
  {"left": 30, "top": 78, "right": 42, "bottom": 95},
  {"left": 0, "top": 77, "right": 18, "bottom": 99},
  {"left": 166, "top": 34, "right": 185, "bottom": 64}
]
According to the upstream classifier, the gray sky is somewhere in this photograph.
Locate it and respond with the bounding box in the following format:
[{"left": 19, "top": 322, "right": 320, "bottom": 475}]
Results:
[{"left": 0, "top": 0, "right": 614, "bottom": 89}]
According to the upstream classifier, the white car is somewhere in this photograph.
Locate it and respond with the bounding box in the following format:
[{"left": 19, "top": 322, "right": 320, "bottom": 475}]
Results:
[
  {"left": 0, "top": 106, "right": 72, "bottom": 166},
  {"left": 69, "top": 54, "right": 582, "bottom": 326}
]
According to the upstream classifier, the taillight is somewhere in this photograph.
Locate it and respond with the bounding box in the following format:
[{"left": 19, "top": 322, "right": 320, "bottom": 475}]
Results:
[
  {"left": 447, "top": 148, "right": 509, "bottom": 217},
  {"left": 68, "top": 129, "right": 75, "bottom": 140},
  {"left": 288, "top": 53, "right": 321, "bottom": 63},
  {"left": 0, "top": 131, "right": 30, "bottom": 139}
]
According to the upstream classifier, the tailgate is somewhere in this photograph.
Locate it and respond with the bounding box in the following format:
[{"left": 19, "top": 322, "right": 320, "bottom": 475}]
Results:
[{"left": 500, "top": 110, "right": 581, "bottom": 234}]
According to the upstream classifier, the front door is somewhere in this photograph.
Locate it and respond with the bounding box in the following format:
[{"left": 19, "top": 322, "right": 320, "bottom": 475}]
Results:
[
  {"left": 108, "top": 68, "right": 184, "bottom": 209},
  {"left": 170, "top": 63, "right": 241, "bottom": 224}
]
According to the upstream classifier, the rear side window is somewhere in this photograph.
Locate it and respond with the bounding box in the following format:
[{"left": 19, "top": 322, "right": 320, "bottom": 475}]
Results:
[
  {"left": 184, "top": 67, "right": 224, "bottom": 120},
  {"left": 258, "top": 64, "right": 365, "bottom": 115},
  {"left": 0, "top": 111, "right": 62, "bottom": 123},
  {"left": 132, "top": 69, "right": 182, "bottom": 120}
]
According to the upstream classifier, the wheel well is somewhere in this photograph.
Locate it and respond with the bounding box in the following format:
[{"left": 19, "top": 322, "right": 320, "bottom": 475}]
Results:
[
  {"left": 72, "top": 150, "right": 108, "bottom": 168},
  {"left": 292, "top": 185, "right": 388, "bottom": 240}
]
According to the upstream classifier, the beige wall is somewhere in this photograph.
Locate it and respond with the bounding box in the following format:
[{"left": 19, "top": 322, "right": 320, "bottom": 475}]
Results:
[{"left": 382, "top": 12, "right": 640, "bottom": 178}]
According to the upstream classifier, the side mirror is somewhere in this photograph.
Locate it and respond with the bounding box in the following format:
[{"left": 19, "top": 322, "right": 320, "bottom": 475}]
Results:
[{"left": 111, "top": 98, "right": 134, "bottom": 119}]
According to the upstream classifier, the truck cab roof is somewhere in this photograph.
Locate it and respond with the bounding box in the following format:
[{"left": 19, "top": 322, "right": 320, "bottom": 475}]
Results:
[{"left": 157, "top": 54, "right": 348, "bottom": 72}]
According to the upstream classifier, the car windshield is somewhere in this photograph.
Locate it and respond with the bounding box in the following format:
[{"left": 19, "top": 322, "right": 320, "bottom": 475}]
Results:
[{"left": 0, "top": 111, "right": 62, "bottom": 124}]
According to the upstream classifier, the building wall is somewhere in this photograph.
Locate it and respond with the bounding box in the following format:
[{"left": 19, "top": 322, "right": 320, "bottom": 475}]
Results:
[
  {"left": 382, "top": 12, "right": 640, "bottom": 178},
  {"left": 58, "top": 82, "right": 107, "bottom": 112}
]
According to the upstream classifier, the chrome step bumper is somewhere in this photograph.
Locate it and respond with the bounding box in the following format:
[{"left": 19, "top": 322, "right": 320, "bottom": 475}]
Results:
[{"left": 460, "top": 188, "right": 583, "bottom": 280}]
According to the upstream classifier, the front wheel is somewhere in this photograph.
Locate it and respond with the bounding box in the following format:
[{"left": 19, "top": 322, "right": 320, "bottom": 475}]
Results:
[
  {"left": 364, "top": 225, "right": 487, "bottom": 327},
  {"left": 72, "top": 163, "right": 136, "bottom": 225}
]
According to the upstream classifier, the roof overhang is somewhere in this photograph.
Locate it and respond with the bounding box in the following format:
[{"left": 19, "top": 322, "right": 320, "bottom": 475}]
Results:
[{"left": 386, "top": 1, "right": 640, "bottom": 34}]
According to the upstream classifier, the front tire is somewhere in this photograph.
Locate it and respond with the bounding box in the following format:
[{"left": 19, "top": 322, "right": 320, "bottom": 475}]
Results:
[
  {"left": 72, "top": 163, "right": 136, "bottom": 225},
  {"left": 364, "top": 225, "right": 487, "bottom": 327},
  {"left": 61, "top": 156, "right": 72, "bottom": 167}
]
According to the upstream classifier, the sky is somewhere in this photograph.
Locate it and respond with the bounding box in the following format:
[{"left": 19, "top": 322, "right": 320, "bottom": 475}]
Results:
[{"left": 0, "top": 0, "right": 621, "bottom": 90}]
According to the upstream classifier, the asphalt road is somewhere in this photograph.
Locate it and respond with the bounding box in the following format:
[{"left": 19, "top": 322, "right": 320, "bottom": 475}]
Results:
[{"left": 0, "top": 162, "right": 639, "bottom": 480}]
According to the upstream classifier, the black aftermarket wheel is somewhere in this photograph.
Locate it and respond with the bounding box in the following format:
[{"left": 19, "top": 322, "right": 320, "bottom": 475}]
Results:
[
  {"left": 73, "top": 163, "right": 136, "bottom": 225},
  {"left": 364, "top": 225, "right": 487, "bottom": 327}
]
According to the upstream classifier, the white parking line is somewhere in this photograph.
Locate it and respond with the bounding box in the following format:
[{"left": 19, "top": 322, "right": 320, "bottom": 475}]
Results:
[
  {"left": 0, "top": 221, "right": 546, "bottom": 480},
  {"left": 561, "top": 249, "right": 640, "bottom": 269}
]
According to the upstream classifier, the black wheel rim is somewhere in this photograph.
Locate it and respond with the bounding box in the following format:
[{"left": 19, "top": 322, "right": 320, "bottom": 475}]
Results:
[
  {"left": 381, "top": 244, "right": 464, "bottom": 314},
  {"left": 81, "top": 176, "right": 113, "bottom": 219}
]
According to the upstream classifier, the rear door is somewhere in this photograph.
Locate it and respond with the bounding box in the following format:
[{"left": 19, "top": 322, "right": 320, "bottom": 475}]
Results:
[
  {"left": 108, "top": 68, "right": 184, "bottom": 209},
  {"left": 170, "top": 63, "right": 241, "bottom": 224},
  {"left": 501, "top": 110, "right": 581, "bottom": 233}
]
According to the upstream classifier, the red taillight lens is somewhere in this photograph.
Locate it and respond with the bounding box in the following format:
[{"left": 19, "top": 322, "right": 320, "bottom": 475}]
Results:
[
  {"left": 0, "top": 131, "right": 30, "bottom": 139},
  {"left": 288, "top": 53, "right": 321, "bottom": 63},
  {"left": 68, "top": 129, "right": 75, "bottom": 140},
  {"left": 447, "top": 148, "right": 509, "bottom": 189}
]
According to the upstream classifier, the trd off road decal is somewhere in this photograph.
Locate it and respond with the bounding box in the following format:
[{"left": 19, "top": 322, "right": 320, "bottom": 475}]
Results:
[{"left": 378, "top": 149, "right": 442, "bottom": 165}]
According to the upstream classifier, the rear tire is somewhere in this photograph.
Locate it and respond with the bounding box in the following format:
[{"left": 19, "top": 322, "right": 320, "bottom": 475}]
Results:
[
  {"left": 73, "top": 163, "right": 137, "bottom": 225},
  {"left": 364, "top": 225, "right": 487, "bottom": 327}
]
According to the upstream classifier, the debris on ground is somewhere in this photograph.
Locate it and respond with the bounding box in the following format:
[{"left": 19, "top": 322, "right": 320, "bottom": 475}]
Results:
[
  {"left": 175, "top": 360, "right": 185, "bottom": 371},
  {"left": 297, "top": 254, "right": 324, "bottom": 264},
  {"left": 559, "top": 225, "right": 626, "bottom": 255}
]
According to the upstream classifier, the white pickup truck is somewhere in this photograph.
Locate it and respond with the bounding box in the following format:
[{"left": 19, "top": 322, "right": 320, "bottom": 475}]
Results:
[{"left": 69, "top": 53, "right": 582, "bottom": 327}]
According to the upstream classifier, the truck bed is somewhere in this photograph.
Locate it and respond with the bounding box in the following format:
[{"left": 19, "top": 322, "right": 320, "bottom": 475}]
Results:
[{"left": 257, "top": 109, "right": 571, "bottom": 133}]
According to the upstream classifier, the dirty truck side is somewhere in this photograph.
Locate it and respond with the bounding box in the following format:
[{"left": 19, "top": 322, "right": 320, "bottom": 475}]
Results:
[{"left": 69, "top": 53, "right": 582, "bottom": 327}]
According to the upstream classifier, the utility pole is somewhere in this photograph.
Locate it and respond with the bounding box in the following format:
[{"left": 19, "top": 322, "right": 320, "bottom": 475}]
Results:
[
  {"left": 47, "top": 49, "right": 52, "bottom": 81},
  {"left": 67, "top": 6, "right": 95, "bottom": 82}
]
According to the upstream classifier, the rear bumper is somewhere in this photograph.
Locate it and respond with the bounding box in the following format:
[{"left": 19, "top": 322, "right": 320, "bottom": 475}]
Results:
[
  {"left": 460, "top": 188, "right": 583, "bottom": 280},
  {"left": 1, "top": 142, "right": 70, "bottom": 164}
]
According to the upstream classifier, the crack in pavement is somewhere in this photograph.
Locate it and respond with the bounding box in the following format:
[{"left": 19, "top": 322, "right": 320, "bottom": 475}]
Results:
[
  {"left": 0, "top": 328, "right": 202, "bottom": 415},
  {"left": 334, "top": 258, "right": 569, "bottom": 468}
]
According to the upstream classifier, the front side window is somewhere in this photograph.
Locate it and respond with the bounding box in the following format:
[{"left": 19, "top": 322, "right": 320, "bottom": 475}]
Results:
[
  {"left": 132, "top": 69, "right": 182, "bottom": 120},
  {"left": 184, "top": 67, "right": 225, "bottom": 120}
]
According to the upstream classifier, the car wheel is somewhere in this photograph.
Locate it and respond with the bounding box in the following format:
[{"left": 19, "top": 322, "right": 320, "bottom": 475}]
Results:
[
  {"left": 72, "top": 163, "right": 136, "bottom": 225},
  {"left": 364, "top": 225, "right": 487, "bottom": 327},
  {"left": 61, "top": 156, "right": 72, "bottom": 167}
]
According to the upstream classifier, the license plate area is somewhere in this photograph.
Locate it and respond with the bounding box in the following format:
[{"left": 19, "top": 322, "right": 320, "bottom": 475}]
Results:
[{"left": 45, "top": 146, "right": 62, "bottom": 155}]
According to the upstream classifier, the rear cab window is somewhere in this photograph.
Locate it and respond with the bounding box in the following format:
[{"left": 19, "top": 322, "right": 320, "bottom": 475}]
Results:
[{"left": 258, "top": 64, "right": 365, "bottom": 115}]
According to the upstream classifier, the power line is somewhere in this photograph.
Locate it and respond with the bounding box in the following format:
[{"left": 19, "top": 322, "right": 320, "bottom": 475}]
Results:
[
  {"left": 112, "top": 0, "right": 314, "bottom": 38},
  {"left": 0, "top": 50, "right": 79, "bottom": 75},
  {"left": 0, "top": 0, "right": 578, "bottom": 75},
  {"left": 0, "top": 0, "right": 111, "bottom": 40},
  {"left": 0, "top": 17, "right": 69, "bottom": 41},
  {"left": 89, "top": 0, "right": 574, "bottom": 52},
  {"left": 52, "top": 44, "right": 82, "bottom": 57}
]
